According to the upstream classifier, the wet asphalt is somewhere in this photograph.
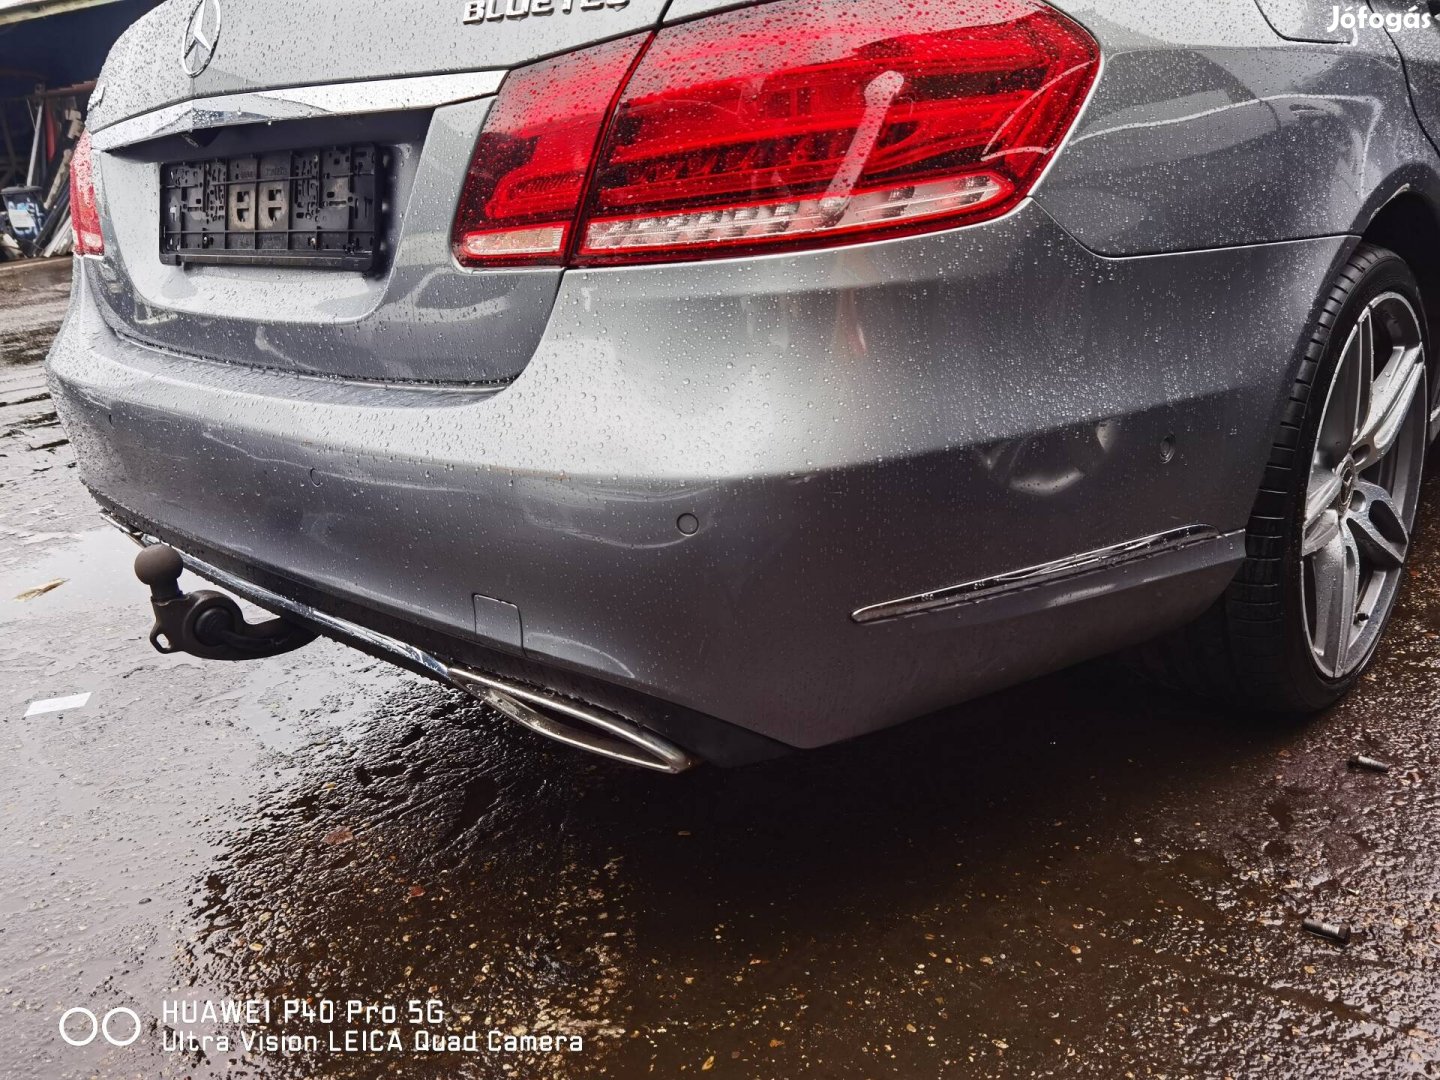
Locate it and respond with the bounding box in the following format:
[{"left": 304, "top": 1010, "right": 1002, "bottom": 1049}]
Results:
[{"left": 3, "top": 259, "right": 1440, "bottom": 1079}]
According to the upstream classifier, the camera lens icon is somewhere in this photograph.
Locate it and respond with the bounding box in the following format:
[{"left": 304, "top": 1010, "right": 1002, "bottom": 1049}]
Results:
[{"left": 59, "top": 1007, "right": 141, "bottom": 1048}]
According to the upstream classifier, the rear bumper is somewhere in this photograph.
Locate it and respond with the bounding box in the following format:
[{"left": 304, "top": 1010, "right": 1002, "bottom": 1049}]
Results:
[{"left": 47, "top": 204, "right": 1349, "bottom": 752}]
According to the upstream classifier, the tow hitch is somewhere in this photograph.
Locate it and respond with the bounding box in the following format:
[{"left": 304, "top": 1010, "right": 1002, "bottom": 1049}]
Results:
[{"left": 134, "top": 545, "right": 317, "bottom": 661}]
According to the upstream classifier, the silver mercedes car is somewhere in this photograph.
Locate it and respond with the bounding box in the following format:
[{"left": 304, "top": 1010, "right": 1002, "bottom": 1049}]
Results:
[{"left": 46, "top": 0, "right": 1440, "bottom": 771}]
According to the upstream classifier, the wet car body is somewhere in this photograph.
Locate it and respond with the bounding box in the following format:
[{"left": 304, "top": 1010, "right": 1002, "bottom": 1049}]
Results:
[{"left": 45, "top": 0, "right": 1440, "bottom": 765}]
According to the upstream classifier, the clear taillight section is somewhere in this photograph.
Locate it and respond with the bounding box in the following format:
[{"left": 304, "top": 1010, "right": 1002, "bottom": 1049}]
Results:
[
  {"left": 70, "top": 130, "right": 104, "bottom": 256},
  {"left": 453, "top": 0, "right": 1099, "bottom": 268}
]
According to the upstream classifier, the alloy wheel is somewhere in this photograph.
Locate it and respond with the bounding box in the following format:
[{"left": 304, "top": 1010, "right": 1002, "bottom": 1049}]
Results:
[{"left": 1302, "top": 292, "right": 1429, "bottom": 678}]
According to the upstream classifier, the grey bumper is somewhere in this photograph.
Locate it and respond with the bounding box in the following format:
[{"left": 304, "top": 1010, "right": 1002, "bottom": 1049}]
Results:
[{"left": 48, "top": 203, "right": 1348, "bottom": 749}]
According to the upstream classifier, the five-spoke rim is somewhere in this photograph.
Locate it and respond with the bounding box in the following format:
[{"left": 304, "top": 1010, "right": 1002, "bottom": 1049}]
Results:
[{"left": 1302, "top": 291, "right": 1428, "bottom": 679}]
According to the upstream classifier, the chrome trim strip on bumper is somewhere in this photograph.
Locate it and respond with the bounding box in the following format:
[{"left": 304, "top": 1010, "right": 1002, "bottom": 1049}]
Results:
[
  {"left": 851, "top": 525, "right": 1223, "bottom": 625},
  {"left": 91, "top": 71, "right": 506, "bottom": 151},
  {"left": 101, "top": 511, "right": 697, "bottom": 774}
]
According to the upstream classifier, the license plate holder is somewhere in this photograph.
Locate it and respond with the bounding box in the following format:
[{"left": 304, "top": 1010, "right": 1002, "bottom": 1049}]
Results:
[{"left": 160, "top": 144, "right": 383, "bottom": 271}]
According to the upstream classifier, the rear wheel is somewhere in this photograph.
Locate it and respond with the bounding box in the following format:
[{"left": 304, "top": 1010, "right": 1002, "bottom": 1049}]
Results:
[{"left": 1145, "top": 243, "right": 1430, "bottom": 711}]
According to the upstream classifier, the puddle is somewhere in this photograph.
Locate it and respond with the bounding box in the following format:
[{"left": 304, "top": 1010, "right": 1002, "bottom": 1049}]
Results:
[{"left": 0, "top": 526, "right": 136, "bottom": 623}]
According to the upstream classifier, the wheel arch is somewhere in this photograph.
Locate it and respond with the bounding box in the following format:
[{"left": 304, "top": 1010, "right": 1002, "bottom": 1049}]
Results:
[{"left": 1360, "top": 189, "right": 1440, "bottom": 441}]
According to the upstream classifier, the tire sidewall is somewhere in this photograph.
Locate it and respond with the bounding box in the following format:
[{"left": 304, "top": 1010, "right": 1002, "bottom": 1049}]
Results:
[{"left": 1281, "top": 251, "right": 1428, "bottom": 704}]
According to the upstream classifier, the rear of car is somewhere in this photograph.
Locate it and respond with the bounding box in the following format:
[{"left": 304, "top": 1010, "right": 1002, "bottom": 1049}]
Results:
[{"left": 46, "top": 0, "right": 1440, "bottom": 765}]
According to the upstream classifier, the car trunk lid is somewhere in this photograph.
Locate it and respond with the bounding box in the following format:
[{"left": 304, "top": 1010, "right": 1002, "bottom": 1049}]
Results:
[{"left": 83, "top": 0, "right": 666, "bottom": 384}]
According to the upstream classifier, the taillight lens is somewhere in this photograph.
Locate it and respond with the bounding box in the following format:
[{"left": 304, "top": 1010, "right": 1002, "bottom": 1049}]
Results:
[
  {"left": 452, "top": 35, "right": 647, "bottom": 266},
  {"left": 453, "top": 0, "right": 1098, "bottom": 268},
  {"left": 71, "top": 130, "right": 104, "bottom": 256},
  {"left": 580, "top": 0, "right": 1098, "bottom": 263}
]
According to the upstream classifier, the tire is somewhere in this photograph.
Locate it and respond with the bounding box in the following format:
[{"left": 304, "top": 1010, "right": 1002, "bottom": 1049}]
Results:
[{"left": 1141, "top": 242, "right": 1430, "bottom": 712}]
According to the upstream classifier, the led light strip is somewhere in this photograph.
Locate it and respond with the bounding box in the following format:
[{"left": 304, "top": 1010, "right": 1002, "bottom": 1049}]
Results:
[{"left": 583, "top": 174, "right": 1010, "bottom": 253}]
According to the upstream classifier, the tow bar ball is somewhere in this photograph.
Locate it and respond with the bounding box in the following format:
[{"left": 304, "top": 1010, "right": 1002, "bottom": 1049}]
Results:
[{"left": 134, "top": 545, "right": 317, "bottom": 662}]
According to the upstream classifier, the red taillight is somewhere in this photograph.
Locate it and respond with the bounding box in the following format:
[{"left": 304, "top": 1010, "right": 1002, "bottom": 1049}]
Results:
[
  {"left": 580, "top": 0, "right": 1098, "bottom": 263},
  {"left": 453, "top": 0, "right": 1098, "bottom": 268},
  {"left": 71, "top": 130, "right": 104, "bottom": 256},
  {"left": 452, "top": 35, "right": 647, "bottom": 266}
]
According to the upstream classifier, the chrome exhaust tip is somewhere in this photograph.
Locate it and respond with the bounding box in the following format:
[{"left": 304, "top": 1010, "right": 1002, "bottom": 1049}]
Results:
[{"left": 447, "top": 666, "right": 698, "bottom": 775}]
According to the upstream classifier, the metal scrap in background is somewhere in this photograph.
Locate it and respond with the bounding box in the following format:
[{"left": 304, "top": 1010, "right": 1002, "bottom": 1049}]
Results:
[
  {"left": 0, "top": 0, "right": 160, "bottom": 261},
  {"left": 0, "top": 81, "right": 91, "bottom": 260}
]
